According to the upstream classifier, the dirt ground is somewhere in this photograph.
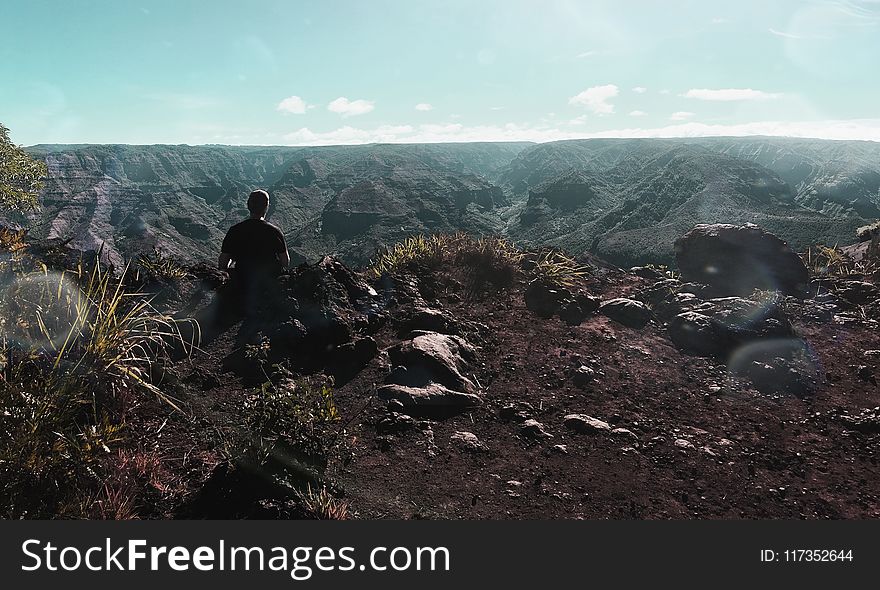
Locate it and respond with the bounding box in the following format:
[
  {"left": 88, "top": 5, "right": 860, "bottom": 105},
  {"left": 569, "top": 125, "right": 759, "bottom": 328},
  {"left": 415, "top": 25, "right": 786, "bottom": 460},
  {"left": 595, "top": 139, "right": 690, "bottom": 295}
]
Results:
[{"left": 134, "top": 264, "right": 880, "bottom": 520}]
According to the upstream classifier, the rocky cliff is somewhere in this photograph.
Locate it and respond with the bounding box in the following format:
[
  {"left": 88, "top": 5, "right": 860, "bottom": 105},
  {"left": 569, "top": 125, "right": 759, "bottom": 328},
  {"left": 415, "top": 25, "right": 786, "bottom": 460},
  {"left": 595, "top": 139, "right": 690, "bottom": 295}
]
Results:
[{"left": 6, "top": 137, "right": 878, "bottom": 268}]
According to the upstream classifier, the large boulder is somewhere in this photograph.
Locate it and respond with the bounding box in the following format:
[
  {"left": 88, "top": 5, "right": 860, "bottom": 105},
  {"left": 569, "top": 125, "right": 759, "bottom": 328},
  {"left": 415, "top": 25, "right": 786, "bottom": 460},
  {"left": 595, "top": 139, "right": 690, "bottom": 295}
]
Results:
[
  {"left": 598, "top": 298, "right": 653, "bottom": 328},
  {"left": 674, "top": 224, "right": 809, "bottom": 297},
  {"left": 387, "top": 332, "right": 479, "bottom": 393}
]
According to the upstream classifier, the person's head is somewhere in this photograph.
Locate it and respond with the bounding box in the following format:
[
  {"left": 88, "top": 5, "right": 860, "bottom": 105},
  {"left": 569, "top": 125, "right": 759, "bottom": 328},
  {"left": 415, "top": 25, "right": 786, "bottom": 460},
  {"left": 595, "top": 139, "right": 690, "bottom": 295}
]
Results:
[{"left": 247, "top": 189, "right": 270, "bottom": 218}]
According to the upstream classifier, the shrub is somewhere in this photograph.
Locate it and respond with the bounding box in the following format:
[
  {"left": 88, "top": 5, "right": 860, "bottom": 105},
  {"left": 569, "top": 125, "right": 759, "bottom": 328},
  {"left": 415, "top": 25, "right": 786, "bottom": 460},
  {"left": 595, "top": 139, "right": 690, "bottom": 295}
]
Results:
[
  {"left": 802, "top": 244, "right": 878, "bottom": 278},
  {"left": 529, "top": 249, "right": 591, "bottom": 287},
  {"left": 0, "top": 123, "right": 47, "bottom": 212},
  {"left": 367, "top": 234, "right": 449, "bottom": 278},
  {"left": 369, "top": 232, "right": 524, "bottom": 293},
  {"left": 137, "top": 248, "right": 189, "bottom": 281},
  {"left": 0, "top": 258, "right": 197, "bottom": 517},
  {"left": 296, "top": 484, "right": 349, "bottom": 520}
]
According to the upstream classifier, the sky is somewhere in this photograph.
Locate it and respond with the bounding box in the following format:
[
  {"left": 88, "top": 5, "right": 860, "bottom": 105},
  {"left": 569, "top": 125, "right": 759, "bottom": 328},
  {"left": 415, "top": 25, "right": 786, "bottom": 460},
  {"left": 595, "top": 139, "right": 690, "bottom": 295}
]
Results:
[{"left": 1, "top": 0, "right": 879, "bottom": 146}]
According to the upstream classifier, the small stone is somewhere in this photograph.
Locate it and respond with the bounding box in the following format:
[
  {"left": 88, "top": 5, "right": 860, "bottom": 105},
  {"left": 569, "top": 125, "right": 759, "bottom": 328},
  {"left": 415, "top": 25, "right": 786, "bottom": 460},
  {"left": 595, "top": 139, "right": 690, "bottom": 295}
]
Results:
[
  {"left": 550, "top": 444, "right": 569, "bottom": 455},
  {"left": 611, "top": 427, "right": 638, "bottom": 441},
  {"left": 563, "top": 414, "right": 611, "bottom": 434},
  {"left": 377, "top": 413, "right": 416, "bottom": 434},
  {"left": 674, "top": 438, "right": 695, "bottom": 449},
  {"left": 520, "top": 419, "right": 554, "bottom": 439},
  {"left": 572, "top": 365, "right": 596, "bottom": 388},
  {"left": 450, "top": 431, "right": 488, "bottom": 452}
]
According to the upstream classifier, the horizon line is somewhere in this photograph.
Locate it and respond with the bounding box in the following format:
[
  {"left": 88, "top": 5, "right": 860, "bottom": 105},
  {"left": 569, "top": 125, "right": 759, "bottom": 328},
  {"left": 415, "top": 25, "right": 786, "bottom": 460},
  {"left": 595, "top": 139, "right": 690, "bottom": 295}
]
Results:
[{"left": 24, "top": 132, "right": 880, "bottom": 150}]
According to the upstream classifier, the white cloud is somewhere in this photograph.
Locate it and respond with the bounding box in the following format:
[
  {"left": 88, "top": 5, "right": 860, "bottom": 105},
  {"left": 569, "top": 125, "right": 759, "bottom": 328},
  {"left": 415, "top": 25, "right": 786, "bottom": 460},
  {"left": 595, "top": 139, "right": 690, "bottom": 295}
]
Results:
[
  {"left": 769, "top": 27, "right": 802, "bottom": 39},
  {"left": 659, "top": 89, "right": 671, "bottom": 95},
  {"left": 568, "top": 84, "right": 619, "bottom": 115},
  {"left": 489, "top": 106, "right": 505, "bottom": 111},
  {"left": 629, "top": 110, "right": 647, "bottom": 117},
  {"left": 670, "top": 111, "right": 695, "bottom": 121},
  {"left": 415, "top": 103, "right": 433, "bottom": 111},
  {"left": 569, "top": 115, "right": 588, "bottom": 126},
  {"left": 327, "top": 96, "right": 375, "bottom": 117},
  {"left": 682, "top": 88, "right": 782, "bottom": 101},
  {"left": 576, "top": 50, "right": 599, "bottom": 58},
  {"left": 632, "top": 86, "right": 647, "bottom": 94},
  {"left": 278, "top": 118, "right": 880, "bottom": 146},
  {"left": 276, "top": 95, "right": 309, "bottom": 114},
  {"left": 711, "top": 17, "right": 728, "bottom": 24}
]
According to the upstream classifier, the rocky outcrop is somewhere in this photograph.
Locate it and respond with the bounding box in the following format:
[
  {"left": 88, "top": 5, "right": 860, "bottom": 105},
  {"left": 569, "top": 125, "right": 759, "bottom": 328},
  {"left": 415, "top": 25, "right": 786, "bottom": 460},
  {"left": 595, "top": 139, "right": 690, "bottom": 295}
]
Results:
[{"left": 674, "top": 223, "right": 810, "bottom": 297}]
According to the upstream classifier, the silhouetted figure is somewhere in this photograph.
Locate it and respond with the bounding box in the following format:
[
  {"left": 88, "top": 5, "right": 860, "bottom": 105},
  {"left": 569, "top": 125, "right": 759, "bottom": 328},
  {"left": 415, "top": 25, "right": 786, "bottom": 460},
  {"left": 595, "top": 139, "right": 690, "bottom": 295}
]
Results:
[{"left": 219, "top": 189, "right": 290, "bottom": 317}]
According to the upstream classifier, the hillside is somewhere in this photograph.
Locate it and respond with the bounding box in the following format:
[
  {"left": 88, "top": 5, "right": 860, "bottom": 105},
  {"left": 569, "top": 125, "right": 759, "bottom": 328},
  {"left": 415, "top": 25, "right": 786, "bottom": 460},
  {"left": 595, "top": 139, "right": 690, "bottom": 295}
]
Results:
[
  {"left": 10, "top": 142, "right": 529, "bottom": 266},
  {"left": 4, "top": 137, "right": 878, "bottom": 267},
  {"left": 499, "top": 138, "right": 875, "bottom": 266},
  {"left": 4, "top": 226, "right": 879, "bottom": 519}
]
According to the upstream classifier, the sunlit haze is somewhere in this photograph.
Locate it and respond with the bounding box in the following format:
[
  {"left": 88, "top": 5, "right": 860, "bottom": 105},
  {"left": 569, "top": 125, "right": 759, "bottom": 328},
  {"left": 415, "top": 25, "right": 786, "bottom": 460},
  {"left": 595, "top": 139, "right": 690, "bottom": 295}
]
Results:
[{"left": 2, "top": 0, "right": 879, "bottom": 145}]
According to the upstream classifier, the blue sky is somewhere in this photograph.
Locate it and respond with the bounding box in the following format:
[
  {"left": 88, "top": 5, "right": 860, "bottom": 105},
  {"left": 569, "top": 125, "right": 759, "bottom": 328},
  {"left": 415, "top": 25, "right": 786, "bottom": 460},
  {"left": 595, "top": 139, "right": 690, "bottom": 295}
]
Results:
[{"left": 1, "top": 0, "right": 879, "bottom": 146}]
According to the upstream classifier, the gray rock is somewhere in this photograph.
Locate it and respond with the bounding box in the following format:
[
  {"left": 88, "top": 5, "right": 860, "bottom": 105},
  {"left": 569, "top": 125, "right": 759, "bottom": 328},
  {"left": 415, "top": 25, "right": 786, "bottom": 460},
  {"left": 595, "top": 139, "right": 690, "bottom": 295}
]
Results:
[
  {"left": 674, "top": 223, "right": 809, "bottom": 297},
  {"left": 377, "top": 412, "right": 416, "bottom": 434},
  {"left": 611, "top": 427, "right": 639, "bottom": 441},
  {"left": 450, "top": 431, "right": 488, "bottom": 451},
  {"left": 563, "top": 414, "right": 611, "bottom": 434},
  {"left": 668, "top": 296, "right": 793, "bottom": 358},
  {"left": 599, "top": 298, "right": 653, "bottom": 328},
  {"left": 630, "top": 266, "right": 663, "bottom": 280},
  {"left": 520, "top": 419, "right": 554, "bottom": 439},
  {"left": 525, "top": 279, "right": 568, "bottom": 318},
  {"left": 387, "top": 332, "right": 479, "bottom": 393},
  {"left": 377, "top": 383, "right": 481, "bottom": 417},
  {"left": 395, "top": 307, "right": 459, "bottom": 335},
  {"left": 668, "top": 312, "right": 725, "bottom": 357},
  {"left": 572, "top": 365, "right": 597, "bottom": 388}
]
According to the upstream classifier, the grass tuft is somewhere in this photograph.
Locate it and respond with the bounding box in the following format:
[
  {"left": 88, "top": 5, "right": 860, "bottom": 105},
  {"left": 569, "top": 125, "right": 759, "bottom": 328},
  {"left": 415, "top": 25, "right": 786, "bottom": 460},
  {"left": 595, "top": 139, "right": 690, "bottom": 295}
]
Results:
[{"left": 0, "top": 256, "right": 198, "bottom": 518}]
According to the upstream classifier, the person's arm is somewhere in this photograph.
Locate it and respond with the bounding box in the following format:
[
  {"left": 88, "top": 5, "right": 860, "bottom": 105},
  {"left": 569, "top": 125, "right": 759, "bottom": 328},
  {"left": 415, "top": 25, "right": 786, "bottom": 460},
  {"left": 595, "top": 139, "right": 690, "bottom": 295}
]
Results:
[
  {"left": 277, "top": 248, "right": 290, "bottom": 268},
  {"left": 274, "top": 227, "right": 290, "bottom": 268},
  {"left": 219, "top": 229, "right": 234, "bottom": 270}
]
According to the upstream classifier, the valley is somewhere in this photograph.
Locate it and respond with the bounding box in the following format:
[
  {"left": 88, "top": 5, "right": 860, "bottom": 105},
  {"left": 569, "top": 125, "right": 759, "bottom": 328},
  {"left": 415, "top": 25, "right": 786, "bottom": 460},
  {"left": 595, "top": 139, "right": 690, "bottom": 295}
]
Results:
[{"left": 4, "top": 137, "right": 879, "bottom": 269}]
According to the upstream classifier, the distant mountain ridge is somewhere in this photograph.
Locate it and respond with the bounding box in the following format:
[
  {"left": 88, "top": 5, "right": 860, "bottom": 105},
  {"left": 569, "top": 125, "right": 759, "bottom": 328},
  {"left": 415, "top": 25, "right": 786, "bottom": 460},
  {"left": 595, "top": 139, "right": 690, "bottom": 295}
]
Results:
[{"left": 5, "top": 137, "right": 878, "bottom": 267}]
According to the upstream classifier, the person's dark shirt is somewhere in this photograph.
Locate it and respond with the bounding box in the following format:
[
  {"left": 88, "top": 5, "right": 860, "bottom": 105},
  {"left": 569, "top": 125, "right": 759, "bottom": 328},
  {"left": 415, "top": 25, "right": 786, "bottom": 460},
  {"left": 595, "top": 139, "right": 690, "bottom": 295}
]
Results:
[{"left": 221, "top": 218, "right": 287, "bottom": 279}]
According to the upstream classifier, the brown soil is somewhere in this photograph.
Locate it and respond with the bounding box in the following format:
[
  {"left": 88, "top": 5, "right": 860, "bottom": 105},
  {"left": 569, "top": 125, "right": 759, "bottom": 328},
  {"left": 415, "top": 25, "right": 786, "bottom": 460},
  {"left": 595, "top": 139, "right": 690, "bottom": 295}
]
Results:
[{"left": 131, "top": 268, "right": 880, "bottom": 520}]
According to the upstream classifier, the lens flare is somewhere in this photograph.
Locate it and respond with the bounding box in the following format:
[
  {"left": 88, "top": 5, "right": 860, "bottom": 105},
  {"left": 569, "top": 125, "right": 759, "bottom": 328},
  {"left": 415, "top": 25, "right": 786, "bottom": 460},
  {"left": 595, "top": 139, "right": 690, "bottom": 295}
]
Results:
[{"left": 0, "top": 271, "right": 90, "bottom": 352}]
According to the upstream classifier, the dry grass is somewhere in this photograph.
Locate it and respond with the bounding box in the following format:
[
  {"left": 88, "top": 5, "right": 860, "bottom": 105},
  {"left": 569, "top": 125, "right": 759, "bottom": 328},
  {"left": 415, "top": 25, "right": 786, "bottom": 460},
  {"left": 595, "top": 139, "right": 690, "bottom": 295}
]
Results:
[
  {"left": 530, "top": 249, "right": 591, "bottom": 287},
  {"left": 0, "top": 256, "right": 198, "bottom": 518},
  {"left": 137, "top": 248, "right": 189, "bottom": 281},
  {"left": 296, "top": 484, "right": 349, "bottom": 520},
  {"left": 802, "top": 244, "right": 879, "bottom": 278},
  {"left": 368, "top": 232, "right": 524, "bottom": 293}
]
